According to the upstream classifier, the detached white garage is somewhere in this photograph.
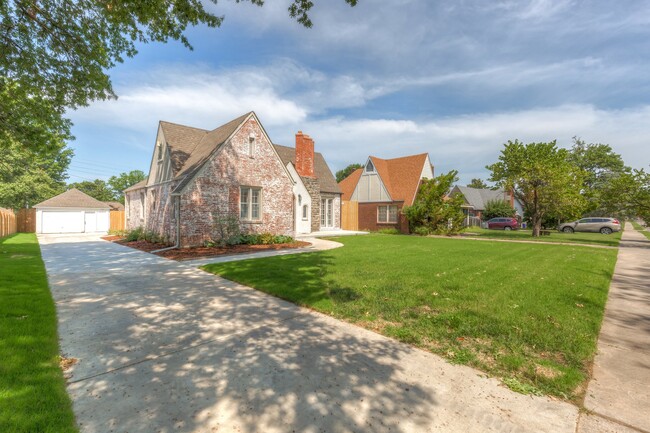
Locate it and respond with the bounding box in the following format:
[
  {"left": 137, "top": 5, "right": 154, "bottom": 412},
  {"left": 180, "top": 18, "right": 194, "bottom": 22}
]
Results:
[{"left": 34, "top": 188, "right": 111, "bottom": 234}]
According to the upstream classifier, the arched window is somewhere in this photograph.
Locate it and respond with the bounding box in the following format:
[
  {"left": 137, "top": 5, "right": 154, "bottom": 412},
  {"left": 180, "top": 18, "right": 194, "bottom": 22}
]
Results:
[{"left": 302, "top": 204, "right": 309, "bottom": 220}]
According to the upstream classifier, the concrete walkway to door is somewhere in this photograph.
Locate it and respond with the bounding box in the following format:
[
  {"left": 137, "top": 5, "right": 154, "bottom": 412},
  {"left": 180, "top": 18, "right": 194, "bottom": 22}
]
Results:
[
  {"left": 578, "top": 222, "right": 650, "bottom": 433},
  {"left": 39, "top": 233, "right": 578, "bottom": 433}
]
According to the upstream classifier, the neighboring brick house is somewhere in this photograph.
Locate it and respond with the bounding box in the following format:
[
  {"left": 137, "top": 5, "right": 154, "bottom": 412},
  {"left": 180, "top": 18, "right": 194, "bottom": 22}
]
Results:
[
  {"left": 274, "top": 132, "right": 342, "bottom": 234},
  {"left": 338, "top": 153, "right": 434, "bottom": 233},
  {"left": 125, "top": 112, "right": 340, "bottom": 247},
  {"left": 448, "top": 186, "right": 523, "bottom": 221}
]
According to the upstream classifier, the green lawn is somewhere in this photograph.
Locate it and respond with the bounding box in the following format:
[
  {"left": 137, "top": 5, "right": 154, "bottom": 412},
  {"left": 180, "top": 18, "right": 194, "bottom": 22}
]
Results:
[
  {"left": 631, "top": 222, "right": 650, "bottom": 240},
  {"left": 203, "top": 234, "right": 617, "bottom": 401},
  {"left": 0, "top": 234, "right": 77, "bottom": 433},
  {"left": 461, "top": 227, "right": 622, "bottom": 247}
]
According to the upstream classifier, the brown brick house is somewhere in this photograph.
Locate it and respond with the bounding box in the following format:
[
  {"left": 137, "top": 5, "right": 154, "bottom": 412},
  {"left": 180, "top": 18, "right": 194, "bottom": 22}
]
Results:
[
  {"left": 338, "top": 153, "right": 434, "bottom": 233},
  {"left": 125, "top": 112, "right": 340, "bottom": 246}
]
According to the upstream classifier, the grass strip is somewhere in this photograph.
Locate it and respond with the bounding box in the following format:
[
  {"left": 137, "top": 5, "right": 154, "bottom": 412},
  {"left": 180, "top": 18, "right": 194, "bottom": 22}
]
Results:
[
  {"left": 0, "top": 234, "right": 77, "bottom": 433},
  {"left": 461, "top": 227, "right": 622, "bottom": 247}
]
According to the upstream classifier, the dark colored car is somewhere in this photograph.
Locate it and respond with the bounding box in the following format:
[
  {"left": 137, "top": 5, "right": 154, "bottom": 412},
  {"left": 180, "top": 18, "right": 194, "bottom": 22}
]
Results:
[
  {"left": 486, "top": 217, "right": 519, "bottom": 231},
  {"left": 557, "top": 217, "right": 621, "bottom": 234}
]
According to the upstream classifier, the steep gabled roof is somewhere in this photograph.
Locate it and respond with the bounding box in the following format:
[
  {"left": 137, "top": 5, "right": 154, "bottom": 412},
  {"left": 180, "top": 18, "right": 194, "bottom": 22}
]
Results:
[
  {"left": 369, "top": 153, "right": 430, "bottom": 206},
  {"left": 452, "top": 186, "right": 511, "bottom": 210},
  {"left": 273, "top": 144, "right": 342, "bottom": 194},
  {"left": 156, "top": 112, "right": 252, "bottom": 194},
  {"left": 338, "top": 168, "right": 362, "bottom": 201},
  {"left": 159, "top": 121, "right": 210, "bottom": 175},
  {"left": 34, "top": 188, "right": 111, "bottom": 209}
]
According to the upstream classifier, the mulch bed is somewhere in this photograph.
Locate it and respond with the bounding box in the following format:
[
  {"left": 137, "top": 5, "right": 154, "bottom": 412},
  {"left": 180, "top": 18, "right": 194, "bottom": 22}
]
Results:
[{"left": 101, "top": 236, "right": 310, "bottom": 260}]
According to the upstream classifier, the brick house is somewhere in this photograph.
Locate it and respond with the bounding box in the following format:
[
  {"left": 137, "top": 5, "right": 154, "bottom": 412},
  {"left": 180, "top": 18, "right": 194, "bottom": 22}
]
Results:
[
  {"left": 338, "top": 153, "right": 434, "bottom": 233},
  {"left": 125, "top": 112, "right": 340, "bottom": 247}
]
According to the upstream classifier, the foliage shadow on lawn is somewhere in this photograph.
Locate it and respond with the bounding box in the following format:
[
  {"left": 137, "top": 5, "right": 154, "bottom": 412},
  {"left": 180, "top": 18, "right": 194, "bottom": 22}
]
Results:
[{"left": 203, "top": 234, "right": 618, "bottom": 402}]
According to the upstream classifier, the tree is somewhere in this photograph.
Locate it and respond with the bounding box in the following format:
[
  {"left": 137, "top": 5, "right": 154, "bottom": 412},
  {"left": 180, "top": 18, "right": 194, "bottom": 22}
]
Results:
[
  {"left": 108, "top": 170, "right": 147, "bottom": 203},
  {"left": 1, "top": 0, "right": 357, "bottom": 151},
  {"left": 68, "top": 179, "right": 116, "bottom": 202},
  {"left": 402, "top": 170, "right": 465, "bottom": 235},
  {"left": 487, "top": 140, "right": 585, "bottom": 237},
  {"left": 567, "top": 137, "right": 628, "bottom": 215},
  {"left": 467, "top": 178, "right": 488, "bottom": 189},
  {"left": 336, "top": 163, "right": 363, "bottom": 183},
  {"left": 0, "top": 138, "right": 72, "bottom": 209},
  {"left": 600, "top": 167, "right": 650, "bottom": 224},
  {"left": 483, "top": 199, "right": 515, "bottom": 221}
]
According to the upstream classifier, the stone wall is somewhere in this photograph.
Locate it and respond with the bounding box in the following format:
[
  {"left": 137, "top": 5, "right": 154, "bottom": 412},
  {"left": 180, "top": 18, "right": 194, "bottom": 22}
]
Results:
[
  {"left": 178, "top": 117, "right": 294, "bottom": 247},
  {"left": 302, "top": 177, "right": 321, "bottom": 232}
]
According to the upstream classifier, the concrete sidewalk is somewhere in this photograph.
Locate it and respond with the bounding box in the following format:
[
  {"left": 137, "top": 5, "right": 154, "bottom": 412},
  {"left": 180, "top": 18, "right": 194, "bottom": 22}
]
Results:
[
  {"left": 578, "top": 222, "right": 650, "bottom": 433},
  {"left": 39, "top": 233, "right": 578, "bottom": 433}
]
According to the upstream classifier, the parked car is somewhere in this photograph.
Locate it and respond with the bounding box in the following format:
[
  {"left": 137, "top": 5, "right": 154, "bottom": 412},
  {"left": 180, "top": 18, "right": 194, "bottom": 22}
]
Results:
[
  {"left": 486, "top": 217, "right": 520, "bottom": 230},
  {"left": 558, "top": 218, "right": 621, "bottom": 234}
]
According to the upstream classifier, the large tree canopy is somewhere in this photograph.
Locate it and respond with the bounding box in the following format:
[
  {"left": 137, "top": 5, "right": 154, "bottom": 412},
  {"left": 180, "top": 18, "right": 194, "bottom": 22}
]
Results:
[
  {"left": 68, "top": 179, "right": 116, "bottom": 202},
  {"left": 0, "top": 0, "right": 358, "bottom": 150},
  {"left": 567, "top": 137, "right": 628, "bottom": 215},
  {"left": 487, "top": 140, "right": 585, "bottom": 236},
  {"left": 108, "top": 170, "right": 147, "bottom": 204},
  {"left": 0, "top": 138, "right": 72, "bottom": 208}
]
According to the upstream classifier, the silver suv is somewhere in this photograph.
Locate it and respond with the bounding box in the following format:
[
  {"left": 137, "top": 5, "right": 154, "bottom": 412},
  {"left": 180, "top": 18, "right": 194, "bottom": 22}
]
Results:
[{"left": 558, "top": 218, "right": 621, "bottom": 235}]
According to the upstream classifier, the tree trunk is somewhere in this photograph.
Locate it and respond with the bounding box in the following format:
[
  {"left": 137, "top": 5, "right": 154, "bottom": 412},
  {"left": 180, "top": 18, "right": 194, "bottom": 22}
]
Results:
[{"left": 532, "top": 188, "right": 541, "bottom": 237}]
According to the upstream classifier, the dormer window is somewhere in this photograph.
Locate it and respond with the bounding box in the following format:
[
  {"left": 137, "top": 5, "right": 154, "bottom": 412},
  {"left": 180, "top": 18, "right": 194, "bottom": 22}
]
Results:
[
  {"left": 365, "top": 160, "right": 375, "bottom": 173},
  {"left": 248, "top": 134, "right": 256, "bottom": 158}
]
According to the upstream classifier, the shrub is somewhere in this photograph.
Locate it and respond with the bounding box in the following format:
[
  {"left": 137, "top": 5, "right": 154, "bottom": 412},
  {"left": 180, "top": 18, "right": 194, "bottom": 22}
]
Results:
[
  {"left": 483, "top": 199, "right": 516, "bottom": 221},
  {"left": 259, "top": 232, "right": 276, "bottom": 245},
  {"left": 378, "top": 228, "right": 400, "bottom": 235},
  {"left": 212, "top": 214, "right": 244, "bottom": 246},
  {"left": 125, "top": 227, "right": 144, "bottom": 242},
  {"left": 274, "top": 235, "right": 295, "bottom": 244},
  {"left": 108, "top": 229, "right": 128, "bottom": 236},
  {"left": 413, "top": 226, "right": 430, "bottom": 236}
]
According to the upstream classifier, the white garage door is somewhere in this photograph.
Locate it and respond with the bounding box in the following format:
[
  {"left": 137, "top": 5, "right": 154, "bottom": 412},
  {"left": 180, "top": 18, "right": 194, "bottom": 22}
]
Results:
[{"left": 41, "top": 211, "right": 85, "bottom": 233}]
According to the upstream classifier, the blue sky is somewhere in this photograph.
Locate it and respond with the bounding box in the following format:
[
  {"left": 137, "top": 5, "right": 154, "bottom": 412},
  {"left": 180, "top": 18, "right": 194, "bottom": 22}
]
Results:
[{"left": 67, "top": 0, "right": 650, "bottom": 185}]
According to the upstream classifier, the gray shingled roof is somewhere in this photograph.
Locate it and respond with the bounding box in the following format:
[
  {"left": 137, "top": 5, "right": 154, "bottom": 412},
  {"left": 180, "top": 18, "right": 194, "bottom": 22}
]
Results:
[
  {"left": 123, "top": 179, "right": 147, "bottom": 192},
  {"left": 453, "top": 186, "right": 511, "bottom": 210},
  {"left": 273, "top": 144, "right": 342, "bottom": 194},
  {"left": 34, "top": 189, "right": 111, "bottom": 209},
  {"left": 171, "top": 113, "right": 252, "bottom": 194}
]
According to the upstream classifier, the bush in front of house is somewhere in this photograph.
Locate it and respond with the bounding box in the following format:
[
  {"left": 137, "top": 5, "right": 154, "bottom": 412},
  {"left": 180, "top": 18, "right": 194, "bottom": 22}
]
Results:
[
  {"left": 125, "top": 226, "right": 144, "bottom": 242},
  {"left": 413, "top": 226, "right": 430, "bottom": 236},
  {"left": 241, "top": 233, "right": 295, "bottom": 245},
  {"left": 483, "top": 199, "right": 516, "bottom": 221}
]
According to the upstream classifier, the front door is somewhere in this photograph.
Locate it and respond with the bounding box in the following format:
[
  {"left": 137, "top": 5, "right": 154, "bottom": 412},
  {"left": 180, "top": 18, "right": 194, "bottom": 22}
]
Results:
[{"left": 84, "top": 212, "right": 96, "bottom": 232}]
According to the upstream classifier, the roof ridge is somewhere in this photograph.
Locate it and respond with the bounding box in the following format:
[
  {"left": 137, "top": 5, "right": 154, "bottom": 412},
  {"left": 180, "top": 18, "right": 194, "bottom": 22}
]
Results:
[{"left": 159, "top": 120, "right": 209, "bottom": 132}]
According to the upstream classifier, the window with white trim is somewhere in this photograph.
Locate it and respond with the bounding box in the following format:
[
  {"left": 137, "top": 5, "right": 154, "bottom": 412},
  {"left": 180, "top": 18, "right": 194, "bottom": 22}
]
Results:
[
  {"left": 240, "top": 187, "right": 261, "bottom": 221},
  {"left": 378, "top": 205, "right": 398, "bottom": 223},
  {"left": 302, "top": 204, "right": 308, "bottom": 220},
  {"left": 365, "top": 160, "right": 375, "bottom": 172}
]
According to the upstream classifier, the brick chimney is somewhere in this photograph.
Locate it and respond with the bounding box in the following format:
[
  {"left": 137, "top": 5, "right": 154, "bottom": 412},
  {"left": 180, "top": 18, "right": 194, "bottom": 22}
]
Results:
[{"left": 295, "top": 131, "right": 315, "bottom": 177}]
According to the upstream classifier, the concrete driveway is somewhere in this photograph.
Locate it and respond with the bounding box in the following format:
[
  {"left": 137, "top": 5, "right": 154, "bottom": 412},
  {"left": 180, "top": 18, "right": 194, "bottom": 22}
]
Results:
[{"left": 40, "top": 234, "right": 578, "bottom": 433}]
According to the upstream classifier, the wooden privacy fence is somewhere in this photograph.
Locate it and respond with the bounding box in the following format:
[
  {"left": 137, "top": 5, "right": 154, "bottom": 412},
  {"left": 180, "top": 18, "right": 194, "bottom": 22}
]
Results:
[
  {"left": 110, "top": 210, "right": 125, "bottom": 231},
  {"left": 341, "top": 200, "right": 359, "bottom": 231},
  {"left": 17, "top": 208, "right": 36, "bottom": 233},
  {"left": 0, "top": 208, "right": 17, "bottom": 238}
]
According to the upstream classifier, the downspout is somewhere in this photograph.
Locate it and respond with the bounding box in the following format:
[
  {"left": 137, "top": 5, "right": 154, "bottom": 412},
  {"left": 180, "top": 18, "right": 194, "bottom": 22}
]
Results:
[{"left": 151, "top": 195, "right": 180, "bottom": 253}]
